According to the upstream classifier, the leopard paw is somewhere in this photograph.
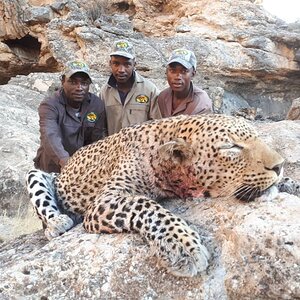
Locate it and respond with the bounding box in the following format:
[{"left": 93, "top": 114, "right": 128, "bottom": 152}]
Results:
[
  {"left": 167, "top": 242, "right": 210, "bottom": 277},
  {"left": 44, "top": 214, "right": 74, "bottom": 240},
  {"left": 155, "top": 230, "right": 210, "bottom": 277}
]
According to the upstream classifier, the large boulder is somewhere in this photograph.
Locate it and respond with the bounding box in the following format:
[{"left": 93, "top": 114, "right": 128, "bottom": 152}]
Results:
[{"left": 0, "top": 194, "right": 299, "bottom": 299}]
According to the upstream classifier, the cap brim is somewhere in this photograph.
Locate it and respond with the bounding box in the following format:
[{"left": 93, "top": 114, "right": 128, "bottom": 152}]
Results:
[
  {"left": 167, "top": 58, "right": 193, "bottom": 69},
  {"left": 110, "top": 51, "right": 134, "bottom": 59},
  {"left": 65, "top": 70, "right": 92, "bottom": 82}
]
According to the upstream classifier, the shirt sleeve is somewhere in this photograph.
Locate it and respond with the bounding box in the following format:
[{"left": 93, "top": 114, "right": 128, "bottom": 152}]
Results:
[
  {"left": 202, "top": 93, "right": 213, "bottom": 114},
  {"left": 149, "top": 86, "right": 162, "bottom": 120},
  {"left": 38, "top": 101, "right": 70, "bottom": 166},
  {"left": 99, "top": 108, "right": 108, "bottom": 138},
  {"left": 195, "top": 91, "right": 213, "bottom": 115},
  {"left": 90, "top": 103, "right": 108, "bottom": 142}
]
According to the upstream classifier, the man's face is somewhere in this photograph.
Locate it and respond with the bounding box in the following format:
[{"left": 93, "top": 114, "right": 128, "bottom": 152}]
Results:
[
  {"left": 110, "top": 55, "right": 135, "bottom": 84},
  {"left": 166, "top": 63, "right": 195, "bottom": 93},
  {"left": 62, "top": 73, "right": 91, "bottom": 103}
]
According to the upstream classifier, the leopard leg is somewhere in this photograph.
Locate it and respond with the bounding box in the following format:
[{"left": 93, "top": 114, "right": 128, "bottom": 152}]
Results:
[
  {"left": 83, "top": 192, "right": 210, "bottom": 277},
  {"left": 26, "top": 169, "right": 74, "bottom": 240}
]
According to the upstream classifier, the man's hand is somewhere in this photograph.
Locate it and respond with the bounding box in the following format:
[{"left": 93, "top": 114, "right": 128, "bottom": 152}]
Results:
[{"left": 59, "top": 157, "right": 69, "bottom": 169}]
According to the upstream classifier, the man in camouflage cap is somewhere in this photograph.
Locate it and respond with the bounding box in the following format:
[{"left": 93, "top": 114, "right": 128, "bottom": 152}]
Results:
[
  {"left": 158, "top": 48, "right": 212, "bottom": 117},
  {"left": 101, "top": 39, "right": 161, "bottom": 135},
  {"left": 34, "top": 60, "right": 107, "bottom": 173}
]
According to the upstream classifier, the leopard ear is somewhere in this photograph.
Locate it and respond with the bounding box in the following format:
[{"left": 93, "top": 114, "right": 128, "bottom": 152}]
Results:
[{"left": 158, "top": 138, "right": 193, "bottom": 164}]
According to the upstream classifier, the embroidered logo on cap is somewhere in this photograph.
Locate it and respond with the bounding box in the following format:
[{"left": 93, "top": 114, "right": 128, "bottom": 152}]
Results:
[
  {"left": 174, "top": 49, "right": 189, "bottom": 56},
  {"left": 135, "top": 95, "right": 149, "bottom": 104},
  {"left": 69, "top": 61, "right": 88, "bottom": 70},
  {"left": 64, "top": 60, "right": 92, "bottom": 81},
  {"left": 115, "top": 41, "right": 131, "bottom": 51},
  {"left": 86, "top": 112, "right": 98, "bottom": 123}
]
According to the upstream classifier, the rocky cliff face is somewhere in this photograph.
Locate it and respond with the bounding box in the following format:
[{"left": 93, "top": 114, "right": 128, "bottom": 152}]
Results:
[{"left": 0, "top": 0, "right": 300, "bottom": 118}]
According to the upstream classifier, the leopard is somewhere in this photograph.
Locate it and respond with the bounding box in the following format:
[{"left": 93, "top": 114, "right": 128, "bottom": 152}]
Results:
[{"left": 26, "top": 114, "right": 285, "bottom": 277}]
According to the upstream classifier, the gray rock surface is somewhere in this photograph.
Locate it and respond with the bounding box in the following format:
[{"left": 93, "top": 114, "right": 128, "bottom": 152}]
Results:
[{"left": 0, "top": 194, "right": 299, "bottom": 299}]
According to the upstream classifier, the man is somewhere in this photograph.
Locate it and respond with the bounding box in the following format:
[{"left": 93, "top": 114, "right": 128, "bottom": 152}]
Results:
[
  {"left": 34, "top": 60, "right": 107, "bottom": 173},
  {"left": 101, "top": 40, "right": 161, "bottom": 135},
  {"left": 158, "top": 48, "right": 213, "bottom": 117}
]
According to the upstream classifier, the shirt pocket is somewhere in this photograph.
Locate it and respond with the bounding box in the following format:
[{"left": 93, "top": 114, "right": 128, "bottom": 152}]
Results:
[{"left": 127, "top": 104, "right": 149, "bottom": 125}]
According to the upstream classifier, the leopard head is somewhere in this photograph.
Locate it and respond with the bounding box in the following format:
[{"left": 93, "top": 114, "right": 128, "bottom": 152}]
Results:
[{"left": 155, "top": 114, "right": 284, "bottom": 201}]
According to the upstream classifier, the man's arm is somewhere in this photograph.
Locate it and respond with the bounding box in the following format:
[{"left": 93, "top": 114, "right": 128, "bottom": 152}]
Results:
[
  {"left": 200, "top": 92, "right": 213, "bottom": 114},
  {"left": 193, "top": 90, "right": 213, "bottom": 115},
  {"left": 90, "top": 108, "right": 108, "bottom": 142},
  {"left": 38, "top": 101, "right": 70, "bottom": 167}
]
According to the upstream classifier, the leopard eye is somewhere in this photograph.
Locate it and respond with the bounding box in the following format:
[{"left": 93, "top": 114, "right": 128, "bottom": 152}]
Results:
[
  {"left": 219, "top": 143, "right": 243, "bottom": 150},
  {"left": 218, "top": 143, "right": 244, "bottom": 159}
]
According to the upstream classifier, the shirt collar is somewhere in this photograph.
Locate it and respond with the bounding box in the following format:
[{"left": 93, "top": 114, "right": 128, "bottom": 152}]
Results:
[{"left": 107, "top": 71, "right": 138, "bottom": 88}]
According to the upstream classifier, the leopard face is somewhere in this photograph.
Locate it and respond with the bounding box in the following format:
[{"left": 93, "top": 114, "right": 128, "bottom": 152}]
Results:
[{"left": 151, "top": 114, "right": 284, "bottom": 201}]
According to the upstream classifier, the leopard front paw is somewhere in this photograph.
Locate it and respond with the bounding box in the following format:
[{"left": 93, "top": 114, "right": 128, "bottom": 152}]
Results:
[
  {"left": 154, "top": 231, "right": 210, "bottom": 277},
  {"left": 44, "top": 214, "right": 74, "bottom": 240}
]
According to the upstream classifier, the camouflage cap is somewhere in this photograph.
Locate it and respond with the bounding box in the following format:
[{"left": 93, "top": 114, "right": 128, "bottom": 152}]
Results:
[
  {"left": 63, "top": 60, "right": 92, "bottom": 81},
  {"left": 167, "top": 49, "right": 197, "bottom": 70},
  {"left": 110, "top": 40, "right": 135, "bottom": 59}
]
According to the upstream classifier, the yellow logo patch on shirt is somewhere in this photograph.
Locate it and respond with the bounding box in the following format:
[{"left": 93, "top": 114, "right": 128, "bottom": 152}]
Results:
[
  {"left": 86, "top": 112, "right": 98, "bottom": 123},
  {"left": 135, "top": 95, "right": 149, "bottom": 104}
]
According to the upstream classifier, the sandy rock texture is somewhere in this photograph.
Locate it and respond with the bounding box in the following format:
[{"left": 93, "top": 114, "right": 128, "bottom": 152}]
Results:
[
  {"left": 0, "top": 194, "right": 299, "bottom": 299},
  {"left": 0, "top": 74, "right": 52, "bottom": 215}
]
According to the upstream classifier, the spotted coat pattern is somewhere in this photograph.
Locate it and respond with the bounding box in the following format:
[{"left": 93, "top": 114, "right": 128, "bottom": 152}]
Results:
[{"left": 26, "top": 114, "right": 285, "bottom": 277}]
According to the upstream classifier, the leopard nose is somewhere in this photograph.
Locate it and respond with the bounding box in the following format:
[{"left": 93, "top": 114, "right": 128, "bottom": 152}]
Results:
[{"left": 267, "top": 162, "right": 284, "bottom": 176}]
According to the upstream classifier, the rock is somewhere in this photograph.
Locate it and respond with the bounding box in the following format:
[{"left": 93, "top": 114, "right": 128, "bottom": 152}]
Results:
[
  {"left": 295, "top": 49, "right": 300, "bottom": 62},
  {"left": 0, "top": 81, "right": 42, "bottom": 214},
  {"left": 286, "top": 97, "right": 300, "bottom": 120},
  {"left": 23, "top": 6, "right": 53, "bottom": 25},
  {"left": 222, "top": 195, "right": 300, "bottom": 299},
  {"left": 254, "top": 120, "right": 300, "bottom": 180},
  {"left": 0, "top": 195, "right": 299, "bottom": 299}
]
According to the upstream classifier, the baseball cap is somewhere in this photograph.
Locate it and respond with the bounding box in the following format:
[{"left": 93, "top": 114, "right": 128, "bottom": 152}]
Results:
[
  {"left": 110, "top": 40, "right": 135, "bottom": 59},
  {"left": 167, "top": 48, "right": 197, "bottom": 70},
  {"left": 63, "top": 60, "right": 92, "bottom": 81}
]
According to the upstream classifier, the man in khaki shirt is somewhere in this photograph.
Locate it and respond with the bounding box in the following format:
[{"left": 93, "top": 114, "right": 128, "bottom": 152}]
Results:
[
  {"left": 158, "top": 48, "right": 213, "bottom": 118},
  {"left": 101, "top": 40, "right": 161, "bottom": 135}
]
